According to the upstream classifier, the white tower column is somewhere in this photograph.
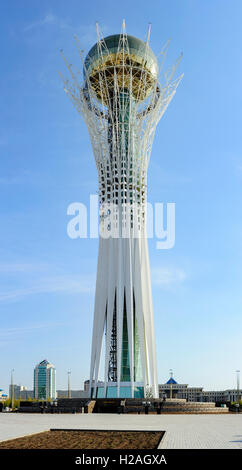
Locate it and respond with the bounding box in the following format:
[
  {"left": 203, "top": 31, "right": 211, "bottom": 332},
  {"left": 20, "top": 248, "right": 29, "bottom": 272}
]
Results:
[{"left": 61, "top": 22, "right": 182, "bottom": 399}]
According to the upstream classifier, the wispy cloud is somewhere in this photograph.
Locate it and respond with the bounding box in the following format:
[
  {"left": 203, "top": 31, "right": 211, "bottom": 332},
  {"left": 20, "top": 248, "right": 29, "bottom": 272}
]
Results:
[
  {"left": 152, "top": 266, "right": 187, "bottom": 287},
  {"left": 0, "top": 322, "right": 66, "bottom": 346},
  {"left": 0, "top": 274, "right": 94, "bottom": 303},
  {"left": 0, "top": 170, "right": 62, "bottom": 188},
  {"left": 0, "top": 137, "right": 7, "bottom": 146},
  {"left": 0, "top": 322, "right": 64, "bottom": 338},
  {"left": 0, "top": 176, "right": 27, "bottom": 185},
  {"left": 0, "top": 263, "right": 49, "bottom": 273},
  {"left": 151, "top": 161, "right": 192, "bottom": 185},
  {"left": 23, "top": 13, "right": 108, "bottom": 48},
  {"left": 0, "top": 170, "right": 35, "bottom": 186},
  {"left": 23, "top": 13, "right": 57, "bottom": 32},
  {"left": 236, "top": 164, "right": 242, "bottom": 174}
]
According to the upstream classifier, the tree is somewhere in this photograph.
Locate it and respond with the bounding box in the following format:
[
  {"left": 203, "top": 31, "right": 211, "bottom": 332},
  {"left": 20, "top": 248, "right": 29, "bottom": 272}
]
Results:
[{"left": 145, "top": 386, "right": 153, "bottom": 399}]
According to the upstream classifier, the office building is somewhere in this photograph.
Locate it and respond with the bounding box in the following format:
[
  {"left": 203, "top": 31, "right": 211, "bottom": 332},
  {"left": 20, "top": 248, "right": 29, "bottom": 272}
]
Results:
[{"left": 33, "top": 359, "right": 56, "bottom": 400}]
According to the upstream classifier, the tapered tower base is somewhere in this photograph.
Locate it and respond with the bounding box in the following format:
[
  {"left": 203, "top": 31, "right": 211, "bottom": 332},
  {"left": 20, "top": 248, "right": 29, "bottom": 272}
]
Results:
[{"left": 89, "top": 235, "right": 158, "bottom": 399}]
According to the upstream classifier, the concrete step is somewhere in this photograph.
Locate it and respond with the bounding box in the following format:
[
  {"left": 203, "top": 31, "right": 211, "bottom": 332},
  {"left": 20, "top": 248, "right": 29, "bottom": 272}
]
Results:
[
  {"left": 161, "top": 409, "right": 229, "bottom": 413},
  {"left": 162, "top": 402, "right": 217, "bottom": 408}
]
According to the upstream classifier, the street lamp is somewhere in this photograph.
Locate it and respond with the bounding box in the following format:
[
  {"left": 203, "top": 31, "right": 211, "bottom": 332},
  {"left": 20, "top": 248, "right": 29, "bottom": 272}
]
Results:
[
  {"left": 236, "top": 370, "right": 240, "bottom": 403},
  {"left": 68, "top": 370, "right": 71, "bottom": 399},
  {"left": 11, "top": 369, "right": 14, "bottom": 411},
  {"left": 142, "top": 400, "right": 151, "bottom": 415},
  {"left": 169, "top": 369, "right": 173, "bottom": 399}
]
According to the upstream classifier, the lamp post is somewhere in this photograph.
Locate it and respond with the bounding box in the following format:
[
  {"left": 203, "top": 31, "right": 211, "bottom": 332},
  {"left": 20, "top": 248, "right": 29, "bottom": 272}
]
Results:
[
  {"left": 68, "top": 370, "right": 71, "bottom": 399},
  {"left": 11, "top": 369, "right": 14, "bottom": 411},
  {"left": 236, "top": 370, "right": 240, "bottom": 403},
  {"left": 142, "top": 400, "right": 151, "bottom": 415},
  {"left": 169, "top": 369, "right": 173, "bottom": 399}
]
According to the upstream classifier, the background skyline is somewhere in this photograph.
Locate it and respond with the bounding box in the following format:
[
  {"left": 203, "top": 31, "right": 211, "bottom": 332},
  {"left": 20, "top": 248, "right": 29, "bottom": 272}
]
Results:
[{"left": 1, "top": 0, "right": 242, "bottom": 394}]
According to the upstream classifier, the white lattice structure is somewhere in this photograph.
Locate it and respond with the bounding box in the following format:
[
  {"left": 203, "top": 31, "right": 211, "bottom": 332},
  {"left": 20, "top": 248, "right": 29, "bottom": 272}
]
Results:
[{"left": 61, "top": 22, "right": 182, "bottom": 399}]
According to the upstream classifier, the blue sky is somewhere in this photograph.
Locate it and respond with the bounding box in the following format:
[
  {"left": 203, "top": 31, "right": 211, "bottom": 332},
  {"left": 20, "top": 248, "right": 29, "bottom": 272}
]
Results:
[{"left": 1, "top": 0, "right": 242, "bottom": 394}]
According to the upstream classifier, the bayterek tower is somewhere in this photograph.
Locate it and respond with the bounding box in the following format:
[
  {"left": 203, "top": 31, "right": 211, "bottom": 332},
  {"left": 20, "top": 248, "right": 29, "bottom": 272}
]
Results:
[{"left": 61, "top": 22, "right": 182, "bottom": 398}]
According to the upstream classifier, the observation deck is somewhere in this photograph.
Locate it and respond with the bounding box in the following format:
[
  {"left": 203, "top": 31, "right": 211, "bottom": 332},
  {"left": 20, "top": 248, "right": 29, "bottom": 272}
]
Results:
[{"left": 84, "top": 34, "right": 158, "bottom": 103}]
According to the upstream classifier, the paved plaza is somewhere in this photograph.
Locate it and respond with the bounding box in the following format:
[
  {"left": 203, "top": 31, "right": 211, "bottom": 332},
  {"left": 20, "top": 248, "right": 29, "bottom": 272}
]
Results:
[{"left": 0, "top": 413, "right": 242, "bottom": 449}]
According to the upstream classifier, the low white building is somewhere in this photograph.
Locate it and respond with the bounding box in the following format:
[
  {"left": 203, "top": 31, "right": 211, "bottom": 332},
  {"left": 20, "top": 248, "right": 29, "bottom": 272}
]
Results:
[
  {"left": 159, "top": 376, "right": 242, "bottom": 403},
  {"left": 0, "top": 389, "right": 8, "bottom": 402}
]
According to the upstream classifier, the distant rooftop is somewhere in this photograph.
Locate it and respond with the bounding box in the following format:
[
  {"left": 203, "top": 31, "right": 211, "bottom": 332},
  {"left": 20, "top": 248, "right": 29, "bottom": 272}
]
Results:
[
  {"left": 39, "top": 359, "right": 49, "bottom": 365},
  {"left": 36, "top": 359, "right": 55, "bottom": 368},
  {"left": 166, "top": 378, "right": 177, "bottom": 385}
]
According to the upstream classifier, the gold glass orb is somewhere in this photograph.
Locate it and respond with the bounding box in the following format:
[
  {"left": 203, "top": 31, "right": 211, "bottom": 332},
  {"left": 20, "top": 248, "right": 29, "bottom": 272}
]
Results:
[{"left": 84, "top": 34, "right": 158, "bottom": 104}]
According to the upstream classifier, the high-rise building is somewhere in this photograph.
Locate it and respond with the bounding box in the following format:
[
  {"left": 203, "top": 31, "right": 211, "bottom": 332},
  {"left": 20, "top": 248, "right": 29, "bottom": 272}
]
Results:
[
  {"left": 33, "top": 359, "right": 56, "bottom": 400},
  {"left": 61, "top": 22, "right": 182, "bottom": 399},
  {"left": 9, "top": 384, "right": 27, "bottom": 399}
]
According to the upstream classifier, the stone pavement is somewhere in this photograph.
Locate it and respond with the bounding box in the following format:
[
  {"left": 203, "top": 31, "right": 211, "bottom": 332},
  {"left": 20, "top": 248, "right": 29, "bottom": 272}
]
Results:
[{"left": 0, "top": 413, "right": 242, "bottom": 449}]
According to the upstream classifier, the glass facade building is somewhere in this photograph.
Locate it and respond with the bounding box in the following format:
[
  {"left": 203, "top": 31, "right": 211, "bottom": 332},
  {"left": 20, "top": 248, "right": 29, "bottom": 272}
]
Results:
[{"left": 33, "top": 359, "right": 56, "bottom": 400}]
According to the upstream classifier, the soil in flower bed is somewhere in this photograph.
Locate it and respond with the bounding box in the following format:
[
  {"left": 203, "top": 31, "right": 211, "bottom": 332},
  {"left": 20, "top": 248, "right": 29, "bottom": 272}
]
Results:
[{"left": 0, "top": 430, "right": 164, "bottom": 449}]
